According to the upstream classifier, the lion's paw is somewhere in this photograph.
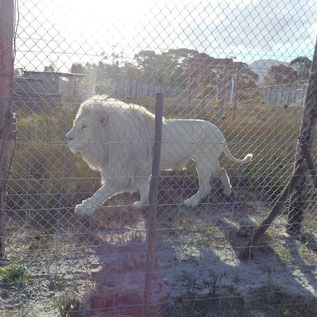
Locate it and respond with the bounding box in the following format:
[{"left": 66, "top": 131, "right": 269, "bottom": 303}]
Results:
[
  {"left": 223, "top": 189, "right": 232, "bottom": 197},
  {"left": 184, "top": 198, "right": 199, "bottom": 208},
  {"left": 75, "top": 203, "right": 94, "bottom": 216},
  {"left": 132, "top": 200, "right": 144, "bottom": 208}
]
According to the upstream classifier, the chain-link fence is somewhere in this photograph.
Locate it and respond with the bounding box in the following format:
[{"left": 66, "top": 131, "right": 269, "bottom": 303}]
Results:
[{"left": 1, "top": 0, "right": 317, "bottom": 316}]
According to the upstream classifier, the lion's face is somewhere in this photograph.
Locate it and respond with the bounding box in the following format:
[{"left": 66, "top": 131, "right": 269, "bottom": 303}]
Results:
[
  {"left": 66, "top": 109, "right": 101, "bottom": 154},
  {"left": 66, "top": 101, "right": 109, "bottom": 155}
]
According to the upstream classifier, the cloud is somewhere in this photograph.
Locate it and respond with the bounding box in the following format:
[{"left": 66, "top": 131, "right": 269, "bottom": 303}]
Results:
[
  {"left": 180, "top": 0, "right": 316, "bottom": 60},
  {"left": 15, "top": 0, "right": 316, "bottom": 71}
]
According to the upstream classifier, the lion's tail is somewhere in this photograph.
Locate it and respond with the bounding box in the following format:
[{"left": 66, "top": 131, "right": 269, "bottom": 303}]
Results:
[{"left": 222, "top": 142, "right": 253, "bottom": 164}]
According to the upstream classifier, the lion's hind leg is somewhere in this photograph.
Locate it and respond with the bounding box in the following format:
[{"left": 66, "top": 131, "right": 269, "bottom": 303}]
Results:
[
  {"left": 184, "top": 160, "right": 213, "bottom": 207},
  {"left": 215, "top": 167, "right": 232, "bottom": 197}
]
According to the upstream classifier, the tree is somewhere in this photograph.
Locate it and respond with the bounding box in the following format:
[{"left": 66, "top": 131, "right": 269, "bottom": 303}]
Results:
[
  {"left": 289, "top": 56, "right": 312, "bottom": 80},
  {"left": 134, "top": 50, "right": 157, "bottom": 82},
  {"left": 160, "top": 48, "right": 199, "bottom": 88},
  {"left": 121, "top": 62, "right": 139, "bottom": 81},
  {"left": 95, "top": 61, "right": 120, "bottom": 95},
  {"left": 234, "top": 62, "right": 258, "bottom": 90},
  {"left": 133, "top": 48, "right": 199, "bottom": 87},
  {"left": 186, "top": 55, "right": 258, "bottom": 99},
  {"left": 134, "top": 50, "right": 157, "bottom": 69},
  {"left": 264, "top": 65, "right": 297, "bottom": 85},
  {"left": 44, "top": 63, "right": 55, "bottom": 72},
  {"left": 187, "top": 52, "right": 217, "bottom": 88},
  {"left": 70, "top": 63, "right": 85, "bottom": 74},
  {"left": 82, "top": 48, "right": 258, "bottom": 101},
  {"left": 134, "top": 50, "right": 171, "bottom": 85}
]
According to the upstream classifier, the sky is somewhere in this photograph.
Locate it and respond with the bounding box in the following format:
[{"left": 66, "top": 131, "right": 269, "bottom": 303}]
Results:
[{"left": 15, "top": 0, "right": 317, "bottom": 72}]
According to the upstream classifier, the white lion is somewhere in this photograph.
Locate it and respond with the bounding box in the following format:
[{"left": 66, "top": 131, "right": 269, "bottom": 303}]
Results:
[{"left": 66, "top": 95, "right": 253, "bottom": 216}]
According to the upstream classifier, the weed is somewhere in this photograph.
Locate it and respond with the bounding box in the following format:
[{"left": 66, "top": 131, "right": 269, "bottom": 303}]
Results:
[
  {"left": 28, "top": 235, "right": 52, "bottom": 250},
  {"left": 0, "top": 258, "right": 27, "bottom": 287},
  {"left": 273, "top": 244, "right": 293, "bottom": 264},
  {"left": 55, "top": 293, "right": 84, "bottom": 317},
  {"left": 233, "top": 275, "right": 241, "bottom": 284},
  {"left": 283, "top": 309, "right": 291, "bottom": 317},
  {"left": 167, "top": 271, "right": 221, "bottom": 316}
]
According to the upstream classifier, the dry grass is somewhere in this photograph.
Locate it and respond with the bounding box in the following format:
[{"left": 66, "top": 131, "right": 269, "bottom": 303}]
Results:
[
  {"left": 6, "top": 97, "right": 307, "bottom": 231},
  {"left": 131, "top": 96, "right": 304, "bottom": 200}
]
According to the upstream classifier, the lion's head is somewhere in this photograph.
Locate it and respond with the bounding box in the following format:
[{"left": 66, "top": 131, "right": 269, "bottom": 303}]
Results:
[
  {"left": 66, "top": 96, "right": 110, "bottom": 170},
  {"left": 66, "top": 95, "right": 156, "bottom": 175}
]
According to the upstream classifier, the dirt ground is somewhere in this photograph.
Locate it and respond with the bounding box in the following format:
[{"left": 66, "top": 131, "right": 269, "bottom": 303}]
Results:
[{"left": 1, "top": 192, "right": 317, "bottom": 316}]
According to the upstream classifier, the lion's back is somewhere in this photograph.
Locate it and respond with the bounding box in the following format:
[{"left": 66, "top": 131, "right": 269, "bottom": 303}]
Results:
[
  {"left": 159, "top": 119, "right": 225, "bottom": 170},
  {"left": 163, "top": 119, "right": 224, "bottom": 144}
]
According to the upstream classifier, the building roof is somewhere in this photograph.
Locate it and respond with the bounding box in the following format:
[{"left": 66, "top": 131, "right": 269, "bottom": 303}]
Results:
[{"left": 23, "top": 71, "right": 86, "bottom": 78}]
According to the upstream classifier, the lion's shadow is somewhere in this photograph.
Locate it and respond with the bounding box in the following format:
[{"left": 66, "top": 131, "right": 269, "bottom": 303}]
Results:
[{"left": 82, "top": 182, "right": 317, "bottom": 316}]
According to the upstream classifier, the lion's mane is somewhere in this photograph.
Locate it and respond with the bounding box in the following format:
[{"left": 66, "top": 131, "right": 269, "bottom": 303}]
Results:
[{"left": 70, "top": 96, "right": 157, "bottom": 188}]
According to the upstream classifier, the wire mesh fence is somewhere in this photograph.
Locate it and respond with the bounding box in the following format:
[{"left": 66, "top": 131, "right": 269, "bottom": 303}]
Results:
[{"left": 1, "top": 0, "right": 317, "bottom": 316}]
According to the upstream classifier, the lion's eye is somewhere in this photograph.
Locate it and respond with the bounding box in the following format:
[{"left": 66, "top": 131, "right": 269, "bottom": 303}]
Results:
[{"left": 81, "top": 125, "right": 87, "bottom": 130}]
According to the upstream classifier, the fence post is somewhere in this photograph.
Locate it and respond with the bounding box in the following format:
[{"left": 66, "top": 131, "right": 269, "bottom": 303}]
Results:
[
  {"left": 287, "top": 39, "right": 317, "bottom": 235},
  {"left": 143, "top": 93, "right": 164, "bottom": 316},
  {"left": 0, "top": 0, "right": 15, "bottom": 258},
  {"left": 268, "top": 86, "right": 272, "bottom": 103},
  {"left": 232, "top": 73, "right": 238, "bottom": 121}
]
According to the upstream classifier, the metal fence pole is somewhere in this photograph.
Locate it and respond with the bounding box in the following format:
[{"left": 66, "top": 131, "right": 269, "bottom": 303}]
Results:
[
  {"left": 143, "top": 93, "right": 164, "bottom": 316},
  {"left": 0, "top": 0, "right": 15, "bottom": 259},
  {"left": 287, "top": 39, "right": 317, "bottom": 235}
]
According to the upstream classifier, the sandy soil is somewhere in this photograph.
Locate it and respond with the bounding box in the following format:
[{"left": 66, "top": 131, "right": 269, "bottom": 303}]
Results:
[{"left": 1, "top": 196, "right": 317, "bottom": 316}]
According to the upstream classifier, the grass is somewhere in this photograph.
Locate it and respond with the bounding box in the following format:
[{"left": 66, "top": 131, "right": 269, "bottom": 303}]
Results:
[
  {"left": 0, "top": 258, "right": 27, "bottom": 287},
  {"left": 252, "top": 285, "right": 317, "bottom": 317},
  {"left": 126, "top": 96, "right": 304, "bottom": 198},
  {"left": 6, "top": 96, "right": 314, "bottom": 233},
  {"left": 167, "top": 271, "right": 222, "bottom": 317},
  {"left": 7, "top": 103, "right": 100, "bottom": 232},
  {"left": 166, "top": 273, "right": 317, "bottom": 317}
]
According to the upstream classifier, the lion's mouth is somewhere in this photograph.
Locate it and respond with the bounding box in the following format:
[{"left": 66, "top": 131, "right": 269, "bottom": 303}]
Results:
[{"left": 67, "top": 142, "right": 83, "bottom": 154}]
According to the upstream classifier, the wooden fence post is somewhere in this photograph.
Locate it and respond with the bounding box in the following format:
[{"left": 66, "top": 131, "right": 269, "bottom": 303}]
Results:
[
  {"left": 287, "top": 39, "right": 317, "bottom": 235},
  {"left": 0, "top": 0, "right": 15, "bottom": 258}
]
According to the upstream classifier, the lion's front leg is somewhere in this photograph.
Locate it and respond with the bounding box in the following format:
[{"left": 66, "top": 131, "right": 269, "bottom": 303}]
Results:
[
  {"left": 133, "top": 179, "right": 150, "bottom": 208},
  {"left": 75, "top": 185, "right": 116, "bottom": 216}
]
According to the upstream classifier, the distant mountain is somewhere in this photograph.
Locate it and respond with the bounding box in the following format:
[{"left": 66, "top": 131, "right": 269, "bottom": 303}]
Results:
[{"left": 249, "top": 59, "right": 288, "bottom": 83}]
